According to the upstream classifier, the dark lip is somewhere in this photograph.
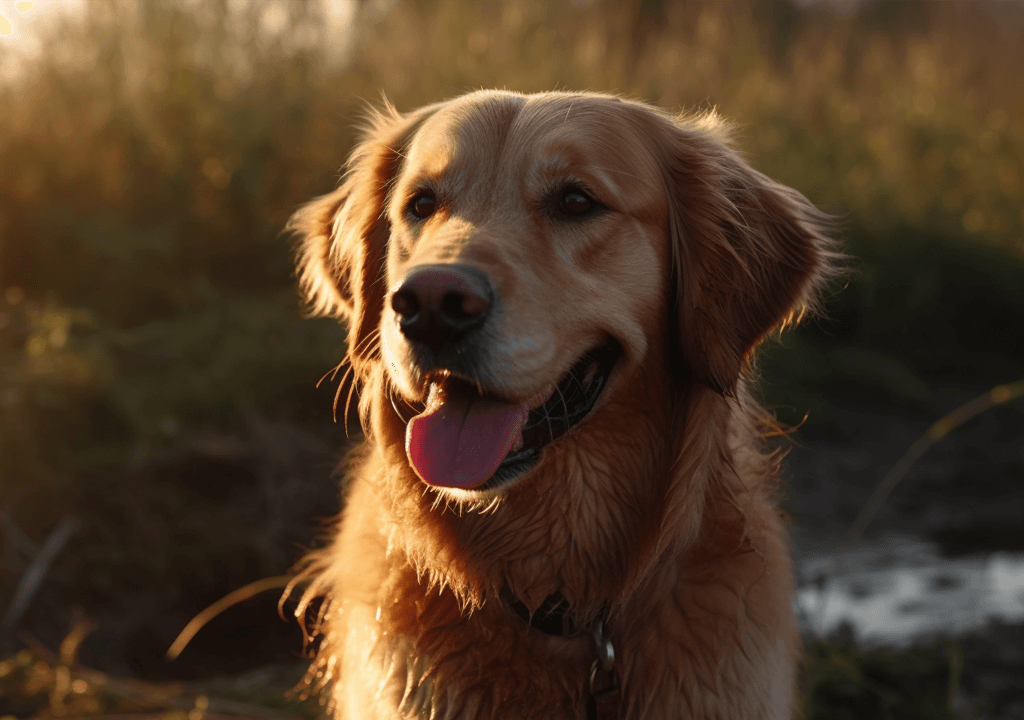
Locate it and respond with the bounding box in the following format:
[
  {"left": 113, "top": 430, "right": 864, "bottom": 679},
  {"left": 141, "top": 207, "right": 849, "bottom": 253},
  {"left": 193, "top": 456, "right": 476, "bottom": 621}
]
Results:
[{"left": 474, "top": 341, "right": 621, "bottom": 492}]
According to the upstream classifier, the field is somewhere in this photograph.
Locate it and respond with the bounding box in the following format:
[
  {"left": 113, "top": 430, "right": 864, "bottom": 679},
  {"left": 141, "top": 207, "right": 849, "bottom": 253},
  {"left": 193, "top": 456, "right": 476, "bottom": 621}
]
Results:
[{"left": 1, "top": 1, "right": 1023, "bottom": 718}]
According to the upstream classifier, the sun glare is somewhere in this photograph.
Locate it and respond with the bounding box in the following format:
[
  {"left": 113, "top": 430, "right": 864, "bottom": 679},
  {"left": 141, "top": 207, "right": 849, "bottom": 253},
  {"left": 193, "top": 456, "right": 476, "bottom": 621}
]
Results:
[{"left": 0, "top": 0, "right": 33, "bottom": 36}]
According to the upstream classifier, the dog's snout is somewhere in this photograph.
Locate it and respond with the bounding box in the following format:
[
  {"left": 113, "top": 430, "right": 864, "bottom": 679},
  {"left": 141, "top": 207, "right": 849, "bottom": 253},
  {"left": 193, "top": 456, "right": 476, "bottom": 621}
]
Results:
[{"left": 390, "top": 264, "right": 493, "bottom": 351}]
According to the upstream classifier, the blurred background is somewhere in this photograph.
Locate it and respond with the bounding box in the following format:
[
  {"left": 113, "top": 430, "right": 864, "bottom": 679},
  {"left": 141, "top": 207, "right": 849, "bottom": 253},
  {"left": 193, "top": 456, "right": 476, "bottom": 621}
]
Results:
[{"left": 1, "top": 0, "right": 1022, "bottom": 718}]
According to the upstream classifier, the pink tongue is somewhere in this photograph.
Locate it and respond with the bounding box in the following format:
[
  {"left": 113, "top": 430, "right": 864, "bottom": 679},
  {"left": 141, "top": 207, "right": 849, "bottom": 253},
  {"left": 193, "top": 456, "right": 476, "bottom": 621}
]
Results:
[{"left": 406, "top": 382, "right": 529, "bottom": 489}]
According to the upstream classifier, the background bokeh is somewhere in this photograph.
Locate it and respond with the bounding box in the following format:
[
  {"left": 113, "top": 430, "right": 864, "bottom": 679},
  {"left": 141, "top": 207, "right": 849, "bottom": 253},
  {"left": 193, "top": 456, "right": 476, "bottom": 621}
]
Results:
[{"left": 1, "top": 1, "right": 1022, "bottom": 718}]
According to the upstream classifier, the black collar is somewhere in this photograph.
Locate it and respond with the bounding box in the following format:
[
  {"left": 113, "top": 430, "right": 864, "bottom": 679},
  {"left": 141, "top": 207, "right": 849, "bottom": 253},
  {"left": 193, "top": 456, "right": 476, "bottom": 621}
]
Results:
[
  {"left": 501, "top": 588, "right": 582, "bottom": 637},
  {"left": 501, "top": 587, "right": 622, "bottom": 719}
]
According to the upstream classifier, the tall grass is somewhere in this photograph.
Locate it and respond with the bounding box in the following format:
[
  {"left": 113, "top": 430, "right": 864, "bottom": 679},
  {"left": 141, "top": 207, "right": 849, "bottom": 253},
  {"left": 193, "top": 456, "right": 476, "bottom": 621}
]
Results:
[{"left": 1, "top": 1, "right": 1022, "bottom": 318}]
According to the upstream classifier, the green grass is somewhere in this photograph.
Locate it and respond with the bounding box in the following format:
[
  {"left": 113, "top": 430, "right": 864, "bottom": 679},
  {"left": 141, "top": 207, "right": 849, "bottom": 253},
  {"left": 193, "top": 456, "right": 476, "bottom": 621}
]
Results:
[{"left": 801, "top": 630, "right": 963, "bottom": 720}]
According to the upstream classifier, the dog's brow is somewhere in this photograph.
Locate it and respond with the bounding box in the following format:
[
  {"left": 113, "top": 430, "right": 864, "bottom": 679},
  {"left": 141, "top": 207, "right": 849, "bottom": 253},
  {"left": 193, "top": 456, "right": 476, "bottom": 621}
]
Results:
[{"left": 589, "top": 163, "right": 652, "bottom": 185}]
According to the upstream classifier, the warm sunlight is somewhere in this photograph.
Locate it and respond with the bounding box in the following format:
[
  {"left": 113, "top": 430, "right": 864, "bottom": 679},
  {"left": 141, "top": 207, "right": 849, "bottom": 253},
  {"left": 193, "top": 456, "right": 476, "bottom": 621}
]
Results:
[{"left": 1, "top": 2, "right": 1021, "bottom": 718}]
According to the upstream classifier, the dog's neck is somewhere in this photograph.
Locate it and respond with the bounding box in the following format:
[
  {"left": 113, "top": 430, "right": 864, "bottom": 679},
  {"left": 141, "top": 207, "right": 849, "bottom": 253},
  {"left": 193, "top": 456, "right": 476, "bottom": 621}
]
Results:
[{"left": 370, "top": 360, "right": 742, "bottom": 618}]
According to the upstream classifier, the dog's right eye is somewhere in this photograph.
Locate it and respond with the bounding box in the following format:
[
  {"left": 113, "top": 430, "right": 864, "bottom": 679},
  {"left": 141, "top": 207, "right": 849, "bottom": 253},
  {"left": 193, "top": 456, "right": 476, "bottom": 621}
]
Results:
[
  {"left": 559, "top": 190, "right": 594, "bottom": 217},
  {"left": 409, "top": 192, "right": 437, "bottom": 219}
]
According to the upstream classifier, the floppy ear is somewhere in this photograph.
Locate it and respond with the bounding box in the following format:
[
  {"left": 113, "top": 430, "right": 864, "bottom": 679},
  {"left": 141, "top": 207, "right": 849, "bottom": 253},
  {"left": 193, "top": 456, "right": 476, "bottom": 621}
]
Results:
[
  {"left": 660, "top": 114, "right": 838, "bottom": 396},
  {"left": 288, "top": 103, "right": 433, "bottom": 368}
]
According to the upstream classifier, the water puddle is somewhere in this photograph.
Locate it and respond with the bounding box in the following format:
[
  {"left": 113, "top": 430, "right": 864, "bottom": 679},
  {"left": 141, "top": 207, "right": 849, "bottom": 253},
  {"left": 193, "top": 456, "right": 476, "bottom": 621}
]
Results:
[{"left": 795, "top": 535, "right": 1024, "bottom": 645}]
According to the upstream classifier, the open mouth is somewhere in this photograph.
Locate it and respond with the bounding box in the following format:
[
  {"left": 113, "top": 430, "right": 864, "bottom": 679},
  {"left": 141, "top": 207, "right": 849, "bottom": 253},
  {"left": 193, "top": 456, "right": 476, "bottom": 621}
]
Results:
[{"left": 404, "top": 341, "right": 620, "bottom": 492}]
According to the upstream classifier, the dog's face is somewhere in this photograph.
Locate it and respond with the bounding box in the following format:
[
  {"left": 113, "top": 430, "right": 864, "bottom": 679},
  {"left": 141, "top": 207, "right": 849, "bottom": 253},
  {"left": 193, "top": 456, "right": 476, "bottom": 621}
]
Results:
[
  {"left": 292, "top": 91, "right": 832, "bottom": 499},
  {"left": 379, "top": 95, "right": 672, "bottom": 494}
]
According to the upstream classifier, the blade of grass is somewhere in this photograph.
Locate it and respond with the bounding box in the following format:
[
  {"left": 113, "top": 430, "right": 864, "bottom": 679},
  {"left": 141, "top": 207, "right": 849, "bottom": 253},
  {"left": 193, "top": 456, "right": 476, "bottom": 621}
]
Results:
[
  {"left": 2, "top": 515, "right": 80, "bottom": 630},
  {"left": 847, "top": 379, "right": 1024, "bottom": 541},
  {"left": 166, "top": 575, "right": 294, "bottom": 661}
]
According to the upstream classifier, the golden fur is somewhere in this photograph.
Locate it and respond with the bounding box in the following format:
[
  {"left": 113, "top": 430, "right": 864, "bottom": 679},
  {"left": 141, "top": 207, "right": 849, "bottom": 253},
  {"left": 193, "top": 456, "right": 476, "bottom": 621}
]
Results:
[{"left": 286, "top": 90, "right": 838, "bottom": 720}]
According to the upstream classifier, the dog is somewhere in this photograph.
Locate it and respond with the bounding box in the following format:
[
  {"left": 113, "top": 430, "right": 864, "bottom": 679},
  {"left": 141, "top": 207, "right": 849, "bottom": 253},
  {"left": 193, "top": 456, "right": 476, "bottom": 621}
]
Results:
[{"left": 286, "top": 90, "right": 838, "bottom": 720}]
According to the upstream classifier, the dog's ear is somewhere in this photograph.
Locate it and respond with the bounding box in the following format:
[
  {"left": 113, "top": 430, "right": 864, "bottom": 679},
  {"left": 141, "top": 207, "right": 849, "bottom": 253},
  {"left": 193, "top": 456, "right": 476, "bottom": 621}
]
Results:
[
  {"left": 659, "top": 113, "right": 837, "bottom": 396},
  {"left": 289, "top": 102, "right": 433, "bottom": 367}
]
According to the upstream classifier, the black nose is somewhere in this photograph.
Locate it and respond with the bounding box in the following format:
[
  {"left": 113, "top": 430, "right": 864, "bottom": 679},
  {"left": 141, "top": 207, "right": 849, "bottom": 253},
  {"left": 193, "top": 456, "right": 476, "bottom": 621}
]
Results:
[{"left": 390, "top": 264, "right": 494, "bottom": 351}]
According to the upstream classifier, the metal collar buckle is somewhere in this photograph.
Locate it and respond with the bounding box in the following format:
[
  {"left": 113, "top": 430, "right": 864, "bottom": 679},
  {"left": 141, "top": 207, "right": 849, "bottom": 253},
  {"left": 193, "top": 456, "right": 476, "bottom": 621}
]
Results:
[
  {"left": 586, "top": 618, "right": 621, "bottom": 720},
  {"left": 501, "top": 589, "right": 622, "bottom": 719}
]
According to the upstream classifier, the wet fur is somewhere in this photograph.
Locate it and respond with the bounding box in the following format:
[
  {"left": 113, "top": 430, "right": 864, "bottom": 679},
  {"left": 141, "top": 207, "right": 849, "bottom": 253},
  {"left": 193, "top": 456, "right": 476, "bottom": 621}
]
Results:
[{"left": 286, "top": 90, "right": 839, "bottom": 719}]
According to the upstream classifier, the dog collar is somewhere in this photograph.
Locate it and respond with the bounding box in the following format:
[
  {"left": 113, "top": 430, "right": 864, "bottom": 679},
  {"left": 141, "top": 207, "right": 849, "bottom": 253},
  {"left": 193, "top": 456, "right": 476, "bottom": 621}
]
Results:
[
  {"left": 501, "top": 589, "right": 621, "bottom": 719},
  {"left": 501, "top": 588, "right": 579, "bottom": 636}
]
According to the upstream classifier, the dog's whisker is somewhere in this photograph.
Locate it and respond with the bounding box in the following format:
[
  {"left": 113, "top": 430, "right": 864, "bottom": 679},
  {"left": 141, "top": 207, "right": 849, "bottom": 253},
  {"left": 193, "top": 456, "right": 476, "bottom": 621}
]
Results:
[
  {"left": 332, "top": 372, "right": 347, "bottom": 424},
  {"left": 342, "top": 370, "right": 359, "bottom": 438},
  {"left": 387, "top": 389, "right": 405, "bottom": 423},
  {"left": 336, "top": 362, "right": 355, "bottom": 392},
  {"left": 342, "top": 327, "right": 379, "bottom": 365},
  {"left": 544, "top": 389, "right": 558, "bottom": 444},
  {"left": 429, "top": 490, "right": 444, "bottom": 513},
  {"left": 353, "top": 327, "right": 382, "bottom": 357},
  {"left": 317, "top": 359, "right": 346, "bottom": 389},
  {"left": 554, "top": 384, "right": 571, "bottom": 442},
  {"left": 566, "top": 364, "right": 589, "bottom": 399},
  {"left": 481, "top": 495, "right": 502, "bottom": 515},
  {"left": 386, "top": 380, "right": 412, "bottom": 424}
]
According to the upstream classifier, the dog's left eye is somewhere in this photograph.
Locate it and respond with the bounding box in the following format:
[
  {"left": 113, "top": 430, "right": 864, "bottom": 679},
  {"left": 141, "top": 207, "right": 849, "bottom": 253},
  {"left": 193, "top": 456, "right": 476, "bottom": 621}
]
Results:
[
  {"left": 559, "top": 190, "right": 595, "bottom": 217},
  {"left": 408, "top": 192, "right": 438, "bottom": 219}
]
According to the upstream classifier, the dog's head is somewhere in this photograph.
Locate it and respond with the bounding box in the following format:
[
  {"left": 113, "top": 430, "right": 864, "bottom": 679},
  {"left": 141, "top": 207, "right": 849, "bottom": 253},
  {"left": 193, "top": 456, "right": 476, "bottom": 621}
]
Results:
[{"left": 291, "top": 90, "right": 835, "bottom": 498}]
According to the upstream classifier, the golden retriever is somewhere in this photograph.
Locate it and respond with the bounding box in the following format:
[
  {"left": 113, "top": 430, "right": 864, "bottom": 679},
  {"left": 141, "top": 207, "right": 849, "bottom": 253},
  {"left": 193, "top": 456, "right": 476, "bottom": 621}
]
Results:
[{"left": 286, "top": 90, "right": 838, "bottom": 720}]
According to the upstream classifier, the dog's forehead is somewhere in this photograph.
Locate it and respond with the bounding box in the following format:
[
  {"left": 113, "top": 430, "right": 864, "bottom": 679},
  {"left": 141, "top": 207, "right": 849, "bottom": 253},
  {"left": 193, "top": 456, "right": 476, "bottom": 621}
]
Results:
[
  {"left": 403, "top": 93, "right": 523, "bottom": 178},
  {"left": 402, "top": 93, "right": 662, "bottom": 195}
]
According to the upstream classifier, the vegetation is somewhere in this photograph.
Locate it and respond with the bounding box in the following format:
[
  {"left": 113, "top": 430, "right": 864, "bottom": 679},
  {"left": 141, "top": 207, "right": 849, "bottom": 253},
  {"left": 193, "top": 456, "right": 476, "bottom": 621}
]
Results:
[{"left": 1, "top": 1, "right": 1022, "bottom": 718}]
